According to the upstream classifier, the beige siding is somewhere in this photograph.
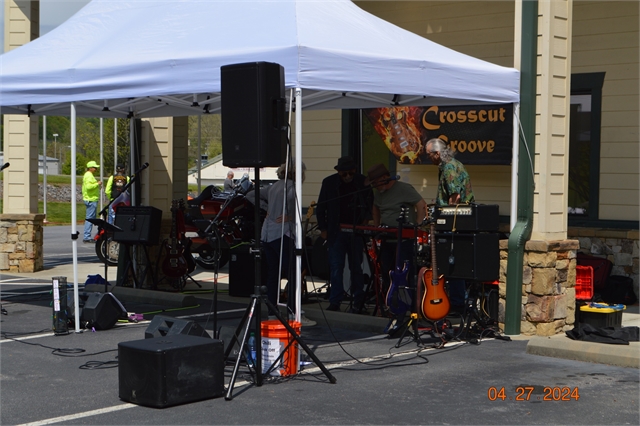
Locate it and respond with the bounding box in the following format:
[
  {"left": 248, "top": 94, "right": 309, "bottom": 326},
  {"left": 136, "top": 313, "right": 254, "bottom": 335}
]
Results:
[
  {"left": 300, "top": 110, "right": 342, "bottom": 209},
  {"left": 356, "top": 1, "right": 515, "bottom": 216},
  {"left": 314, "top": 1, "right": 639, "bottom": 226},
  {"left": 573, "top": 1, "right": 639, "bottom": 222},
  {"left": 357, "top": 1, "right": 515, "bottom": 67}
]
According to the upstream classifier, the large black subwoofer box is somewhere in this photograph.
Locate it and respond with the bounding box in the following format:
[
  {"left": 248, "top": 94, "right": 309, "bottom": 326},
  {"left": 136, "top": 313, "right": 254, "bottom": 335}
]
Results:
[
  {"left": 114, "top": 206, "right": 162, "bottom": 245},
  {"left": 435, "top": 233, "right": 499, "bottom": 282},
  {"left": 118, "top": 335, "right": 224, "bottom": 408}
]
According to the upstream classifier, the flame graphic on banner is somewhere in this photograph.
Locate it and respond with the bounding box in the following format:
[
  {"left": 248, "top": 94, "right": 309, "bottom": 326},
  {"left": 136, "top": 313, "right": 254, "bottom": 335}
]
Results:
[{"left": 369, "top": 107, "right": 424, "bottom": 164}]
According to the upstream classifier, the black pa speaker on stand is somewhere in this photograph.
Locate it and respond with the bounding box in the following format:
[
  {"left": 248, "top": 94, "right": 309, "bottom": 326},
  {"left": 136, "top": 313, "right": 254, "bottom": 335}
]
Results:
[{"left": 221, "top": 61, "right": 286, "bottom": 167}]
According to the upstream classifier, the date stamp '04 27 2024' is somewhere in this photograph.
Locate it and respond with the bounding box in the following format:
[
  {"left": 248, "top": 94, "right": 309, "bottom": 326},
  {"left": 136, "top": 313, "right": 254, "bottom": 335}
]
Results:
[{"left": 488, "top": 386, "right": 580, "bottom": 402}]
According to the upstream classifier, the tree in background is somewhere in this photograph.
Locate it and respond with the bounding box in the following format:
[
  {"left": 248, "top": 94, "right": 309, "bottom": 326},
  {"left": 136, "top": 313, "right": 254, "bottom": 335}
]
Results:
[
  {"left": 188, "top": 115, "right": 222, "bottom": 168},
  {"left": 38, "top": 116, "right": 131, "bottom": 176}
]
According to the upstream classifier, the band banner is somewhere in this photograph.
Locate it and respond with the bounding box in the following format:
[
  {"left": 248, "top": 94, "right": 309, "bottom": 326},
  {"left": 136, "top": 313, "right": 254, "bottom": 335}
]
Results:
[{"left": 364, "top": 104, "right": 513, "bottom": 165}]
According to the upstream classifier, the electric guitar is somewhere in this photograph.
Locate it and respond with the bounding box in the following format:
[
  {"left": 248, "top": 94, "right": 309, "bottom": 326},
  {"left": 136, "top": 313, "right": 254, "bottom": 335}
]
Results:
[
  {"left": 162, "top": 200, "right": 189, "bottom": 278},
  {"left": 420, "top": 208, "right": 450, "bottom": 320},
  {"left": 385, "top": 207, "right": 413, "bottom": 316}
]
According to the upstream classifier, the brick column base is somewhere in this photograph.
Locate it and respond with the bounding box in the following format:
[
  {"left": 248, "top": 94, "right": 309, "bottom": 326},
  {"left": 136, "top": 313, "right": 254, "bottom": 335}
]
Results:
[
  {"left": 0, "top": 214, "right": 45, "bottom": 273},
  {"left": 498, "top": 239, "right": 579, "bottom": 336}
]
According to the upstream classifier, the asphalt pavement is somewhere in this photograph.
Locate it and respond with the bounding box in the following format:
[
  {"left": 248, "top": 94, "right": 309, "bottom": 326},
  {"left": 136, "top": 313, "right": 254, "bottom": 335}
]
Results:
[{"left": 0, "top": 226, "right": 638, "bottom": 425}]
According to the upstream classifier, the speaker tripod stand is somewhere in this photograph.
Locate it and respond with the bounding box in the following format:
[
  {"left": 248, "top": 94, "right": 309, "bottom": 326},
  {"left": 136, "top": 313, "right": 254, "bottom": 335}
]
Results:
[{"left": 224, "top": 167, "right": 336, "bottom": 400}]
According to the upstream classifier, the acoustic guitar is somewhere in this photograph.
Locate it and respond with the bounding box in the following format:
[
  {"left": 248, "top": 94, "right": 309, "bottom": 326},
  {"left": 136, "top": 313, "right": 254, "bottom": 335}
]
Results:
[
  {"left": 420, "top": 210, "right": 450, "bottom": 321},
  {"left": 162, "top": 199, "right": 189, "bottom": 278},
  {"left": 385, "top": 207, "right": 413, "bottom": 316}
]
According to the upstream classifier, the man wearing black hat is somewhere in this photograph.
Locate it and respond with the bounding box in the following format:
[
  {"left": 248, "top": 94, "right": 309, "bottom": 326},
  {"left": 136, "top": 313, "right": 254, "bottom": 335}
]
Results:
[
  {"left": 316, "top": 156, "right": 373, "bottom": 313},
  {"left": 366, "top": 163, "right": 427, "bottom": 329}
]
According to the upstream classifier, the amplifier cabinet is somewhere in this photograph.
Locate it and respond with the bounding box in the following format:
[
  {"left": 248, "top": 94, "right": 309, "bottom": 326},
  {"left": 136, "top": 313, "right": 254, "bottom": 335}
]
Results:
[
  {"left": 435, "top": 233, "right": 499, "bottom": 282},
  {"left": 118, "top": 335, "right": 224, "bottom": 408},
  {"left": 433, "top": 204, "right": 499, "bottom": 232},
  {"left": 114, "top": 206, "right": 162, "bottom": 245}
]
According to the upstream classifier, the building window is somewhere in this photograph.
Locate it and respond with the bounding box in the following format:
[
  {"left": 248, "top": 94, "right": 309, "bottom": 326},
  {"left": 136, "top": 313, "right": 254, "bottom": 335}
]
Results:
[{"left": 569, "top": 72, "right": 605, "bottom": 224}]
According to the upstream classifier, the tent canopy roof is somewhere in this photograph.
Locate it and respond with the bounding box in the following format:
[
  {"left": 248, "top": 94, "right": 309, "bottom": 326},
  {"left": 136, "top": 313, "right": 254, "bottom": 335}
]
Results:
[{"left": 0, "top": 0, "right": 519, "bottom": 117}]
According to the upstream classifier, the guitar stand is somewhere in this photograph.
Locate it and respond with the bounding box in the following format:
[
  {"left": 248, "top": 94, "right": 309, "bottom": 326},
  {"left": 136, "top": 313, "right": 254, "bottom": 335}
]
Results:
[{"left": 392, "top": 312, "right": 425, "bottom": 348}]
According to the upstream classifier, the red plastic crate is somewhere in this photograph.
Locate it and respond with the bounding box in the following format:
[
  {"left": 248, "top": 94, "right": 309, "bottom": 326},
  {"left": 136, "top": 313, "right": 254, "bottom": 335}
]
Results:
[{"left": 575, "top": 265, "right": 594, "bottom": 300}]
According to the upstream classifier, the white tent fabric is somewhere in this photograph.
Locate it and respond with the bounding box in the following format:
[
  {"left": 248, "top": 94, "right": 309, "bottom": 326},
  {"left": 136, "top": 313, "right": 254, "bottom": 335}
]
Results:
[
  {"left": 0, "top": 0, "right": 519, "bottom": 117},
  {"left": 0, "top": 0, "right": 520, "bottom": 333}
]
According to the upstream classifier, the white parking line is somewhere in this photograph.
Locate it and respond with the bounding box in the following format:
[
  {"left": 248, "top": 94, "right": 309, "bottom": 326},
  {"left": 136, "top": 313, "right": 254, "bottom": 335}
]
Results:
[{"left": 17, "top": 404, "right": 136, "bottom": 426}]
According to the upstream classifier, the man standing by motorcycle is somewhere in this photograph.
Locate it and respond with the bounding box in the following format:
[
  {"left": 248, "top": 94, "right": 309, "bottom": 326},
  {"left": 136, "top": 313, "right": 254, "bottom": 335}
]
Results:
[
  {"left": 82, "top": 161, "right": 102, "bottom": 243},
  {"left": 105, "top": 163, "right": 129, "bottom": 224}
]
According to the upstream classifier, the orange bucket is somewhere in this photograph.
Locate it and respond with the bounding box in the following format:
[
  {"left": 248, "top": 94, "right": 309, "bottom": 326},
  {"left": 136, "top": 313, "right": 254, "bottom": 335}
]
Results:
[{"left": 260, "top": 320, "right": 301, "bottom": 376}]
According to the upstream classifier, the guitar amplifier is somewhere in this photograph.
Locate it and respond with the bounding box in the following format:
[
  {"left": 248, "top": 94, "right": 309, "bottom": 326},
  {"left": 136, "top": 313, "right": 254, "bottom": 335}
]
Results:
[
  {"left": 433, "top": 204, "right": 499, "bottom": 232},
  {"left": 435, "top": 232, "right": 499, "bottom": 282},
  {"left": 114, "top": 206, "right": 163, "bottom": 245}
]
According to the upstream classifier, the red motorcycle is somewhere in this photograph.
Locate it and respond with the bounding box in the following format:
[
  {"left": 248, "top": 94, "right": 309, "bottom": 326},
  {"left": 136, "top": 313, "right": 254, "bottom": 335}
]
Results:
[
  {"left": 184, "top": 176, "right": 263, "bottom": 269},
  {"left": 94, "top": 191, "right": 130, "bottom": 266},
  {"left": 94, "top": 175, "right": 263, "bottom": 269}
]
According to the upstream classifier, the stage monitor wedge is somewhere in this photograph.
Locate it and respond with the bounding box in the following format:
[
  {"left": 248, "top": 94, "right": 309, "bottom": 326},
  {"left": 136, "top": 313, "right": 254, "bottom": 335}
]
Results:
[{"left": 221, "top": 62, "right": 287, "bottom": 168}]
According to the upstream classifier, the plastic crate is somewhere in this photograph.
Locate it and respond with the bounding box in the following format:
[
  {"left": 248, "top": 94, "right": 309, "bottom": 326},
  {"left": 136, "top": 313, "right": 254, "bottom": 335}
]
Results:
[{"left": 575, "top": 265, "right": 594, "bottom": 301}]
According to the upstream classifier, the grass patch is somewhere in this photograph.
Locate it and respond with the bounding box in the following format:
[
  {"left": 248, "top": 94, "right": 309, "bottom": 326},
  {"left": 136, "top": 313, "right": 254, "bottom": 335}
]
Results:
[
  {"left": 0, "top": 200, "right": 86, "bottom": 225},
  {"left": 40, "top": 201, "right": 87, "bottom": 225}
]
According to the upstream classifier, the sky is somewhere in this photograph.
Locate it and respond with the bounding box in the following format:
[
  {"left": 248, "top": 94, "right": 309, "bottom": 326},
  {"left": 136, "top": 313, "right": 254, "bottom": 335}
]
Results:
[{"left": 1, "top": 0, "right": 90, "bottom": 53}]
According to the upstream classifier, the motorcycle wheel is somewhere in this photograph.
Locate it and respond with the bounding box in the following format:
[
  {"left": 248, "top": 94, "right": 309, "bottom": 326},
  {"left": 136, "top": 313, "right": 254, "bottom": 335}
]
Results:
[
  {"left": 194, "top": 244, "right": 229, "bottom": 270},
  {"left": 95, "top": 235, "right": 120, "bottom": 266}
]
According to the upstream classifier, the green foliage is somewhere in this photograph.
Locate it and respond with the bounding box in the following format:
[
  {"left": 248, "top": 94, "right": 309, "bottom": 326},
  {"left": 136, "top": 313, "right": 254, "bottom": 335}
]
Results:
[
  {"left": 0, "top": 200, "right": 84, "bottom": 224},
  {"left": 37, "top": 116, "right": 131, "bottom": 176},
  {"left": 188, "top": 115, "right": 222, "bottom": 168},
  {"left": 62, "top": 152, "right": 90, "bottom": 176}
]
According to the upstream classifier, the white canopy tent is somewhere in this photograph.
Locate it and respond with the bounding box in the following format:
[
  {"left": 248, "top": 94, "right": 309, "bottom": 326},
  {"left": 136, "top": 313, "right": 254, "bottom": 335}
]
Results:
[{"left": 0, "top": 0, "right": 520, "bottom": 331}]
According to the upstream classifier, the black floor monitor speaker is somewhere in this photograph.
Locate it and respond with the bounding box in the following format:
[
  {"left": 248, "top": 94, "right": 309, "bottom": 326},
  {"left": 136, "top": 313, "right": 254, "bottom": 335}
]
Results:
[
  {"left": 113, "top": 206, "right": 162, "bottom": 245},
  {"left": 118, "top": 335, "right": 225, "bottom": 408},
  {"left": 81, "top": 292, "right": 126, "bottom": 330},
  {"left": 145, "top": 315, "right": 211, "bottom": 339},
  {"left": 435, "top": 233, "right": 499, "bottom": 282},
  {"left": 221, "top": 61, "right": 286, "bottom": 167}
]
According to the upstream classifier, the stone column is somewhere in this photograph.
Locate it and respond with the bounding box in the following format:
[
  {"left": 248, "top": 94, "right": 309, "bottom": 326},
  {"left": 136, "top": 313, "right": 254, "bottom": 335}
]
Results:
[
  {"left": 1, "top": 1, "right": 43, "bottom": 273},
  {"left": 499, "top": 239, "right": 580, "bottom": 336}
]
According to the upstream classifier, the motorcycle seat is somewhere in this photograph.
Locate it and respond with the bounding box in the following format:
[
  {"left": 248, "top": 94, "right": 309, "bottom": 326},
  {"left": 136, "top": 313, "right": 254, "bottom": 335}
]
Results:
[{"left": 189, "top": 185, "right": 220, "bottom": 207}]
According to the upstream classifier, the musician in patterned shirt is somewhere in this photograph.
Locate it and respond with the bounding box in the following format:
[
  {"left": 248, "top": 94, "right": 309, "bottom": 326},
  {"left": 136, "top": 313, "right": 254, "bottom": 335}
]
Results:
[
  {"left": 425, "top": 137, "right": 475, "bottom": 310},
  {"left": 425, "top": 138, "right": 475, "bottom": 206}
]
